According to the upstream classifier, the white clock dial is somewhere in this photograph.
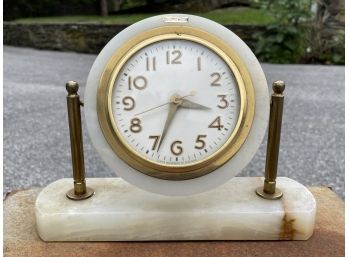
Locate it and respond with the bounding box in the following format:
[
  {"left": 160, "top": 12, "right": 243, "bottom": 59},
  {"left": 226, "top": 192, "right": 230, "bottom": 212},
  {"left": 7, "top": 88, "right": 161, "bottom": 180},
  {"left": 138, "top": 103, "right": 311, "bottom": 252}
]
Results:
[{"left": 111, "top": 39, "right": 241, "bottom": 166}]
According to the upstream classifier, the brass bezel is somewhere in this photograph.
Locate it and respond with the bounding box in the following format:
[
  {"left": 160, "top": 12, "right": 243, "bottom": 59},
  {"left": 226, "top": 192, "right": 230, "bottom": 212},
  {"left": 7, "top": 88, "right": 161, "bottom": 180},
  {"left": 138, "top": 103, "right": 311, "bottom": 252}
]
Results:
[{"left": 97, "top": 26, "right": 255, "bottom": 180}]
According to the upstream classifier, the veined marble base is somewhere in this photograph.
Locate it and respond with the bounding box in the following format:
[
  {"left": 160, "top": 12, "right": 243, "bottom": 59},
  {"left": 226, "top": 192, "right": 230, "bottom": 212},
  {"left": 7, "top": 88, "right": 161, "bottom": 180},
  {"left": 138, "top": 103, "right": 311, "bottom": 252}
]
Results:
[{"left": 35, "top": 177, "right": 316, "bottom": 241}]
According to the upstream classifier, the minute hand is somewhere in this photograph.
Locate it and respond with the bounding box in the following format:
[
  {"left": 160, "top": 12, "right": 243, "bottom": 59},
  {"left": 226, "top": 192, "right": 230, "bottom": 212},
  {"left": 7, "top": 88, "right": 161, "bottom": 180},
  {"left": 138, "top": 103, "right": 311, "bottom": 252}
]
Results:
[
  {"left": 180, "top": 99, "right": 211, "bottom": 110},
  {"left": 157, "top": 102, "right": 179, "bottom": 152}
]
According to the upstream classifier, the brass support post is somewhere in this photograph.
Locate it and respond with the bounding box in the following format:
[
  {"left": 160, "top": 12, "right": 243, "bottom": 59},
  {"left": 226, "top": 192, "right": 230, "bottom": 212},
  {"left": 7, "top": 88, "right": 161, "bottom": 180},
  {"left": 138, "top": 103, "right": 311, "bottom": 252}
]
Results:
[
  {"left": 256, "top": 80, "right": 285, "bottom": 200},
  {"left": 65, "top": 81, "right": 94, "bottom": 200}
]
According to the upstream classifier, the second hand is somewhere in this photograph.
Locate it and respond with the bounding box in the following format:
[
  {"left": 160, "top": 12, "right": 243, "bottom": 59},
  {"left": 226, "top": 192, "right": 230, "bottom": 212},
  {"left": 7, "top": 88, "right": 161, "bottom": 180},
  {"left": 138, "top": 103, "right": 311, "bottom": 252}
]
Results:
[{"left": 134, "top": 91, "right": 196, "bottom": 116}]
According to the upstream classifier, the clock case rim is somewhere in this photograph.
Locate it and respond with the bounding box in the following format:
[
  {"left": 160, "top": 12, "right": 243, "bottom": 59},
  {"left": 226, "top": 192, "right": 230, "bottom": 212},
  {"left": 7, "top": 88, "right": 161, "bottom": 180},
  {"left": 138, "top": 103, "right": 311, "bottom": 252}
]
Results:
[
  {"left": 96, "top": 26, "right": 255, "bottom": 180},
  {"left": 84, "top": 14, "right": 269, "bottom": 196}
]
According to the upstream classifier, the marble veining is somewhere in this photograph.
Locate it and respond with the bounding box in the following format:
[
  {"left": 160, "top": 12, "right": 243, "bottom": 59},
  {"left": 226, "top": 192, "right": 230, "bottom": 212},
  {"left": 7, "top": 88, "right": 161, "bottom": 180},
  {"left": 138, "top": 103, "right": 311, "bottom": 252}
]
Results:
[{"left": 35, "top": 177, "right": 316, "bottom": 241}]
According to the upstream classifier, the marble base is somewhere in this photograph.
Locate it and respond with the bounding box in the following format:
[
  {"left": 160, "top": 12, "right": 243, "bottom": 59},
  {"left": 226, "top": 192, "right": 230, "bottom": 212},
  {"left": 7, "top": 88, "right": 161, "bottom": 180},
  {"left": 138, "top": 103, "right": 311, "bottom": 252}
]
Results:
[{"left": 35, "top": 177, "right": 316, "bottom": 241}]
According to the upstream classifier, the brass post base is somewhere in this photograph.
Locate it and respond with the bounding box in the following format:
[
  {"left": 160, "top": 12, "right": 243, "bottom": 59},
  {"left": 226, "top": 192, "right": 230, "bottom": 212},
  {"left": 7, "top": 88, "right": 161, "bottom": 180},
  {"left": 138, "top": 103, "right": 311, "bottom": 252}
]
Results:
[
  {"left": 255, "top": 80, "right": 285, "bottom": 201},
  {"left": 66, "top": 187, "right": 95, "bottom": 201},
  {"left": 255, "top": 186, "right": 283, "bottom": 200}
]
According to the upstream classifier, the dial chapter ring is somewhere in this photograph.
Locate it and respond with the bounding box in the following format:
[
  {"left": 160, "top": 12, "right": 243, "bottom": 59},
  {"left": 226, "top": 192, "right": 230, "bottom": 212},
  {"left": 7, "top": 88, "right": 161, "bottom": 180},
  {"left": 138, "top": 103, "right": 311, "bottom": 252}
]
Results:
[{"left": 97, "top": 26, "right": 255, "bottom": 180}]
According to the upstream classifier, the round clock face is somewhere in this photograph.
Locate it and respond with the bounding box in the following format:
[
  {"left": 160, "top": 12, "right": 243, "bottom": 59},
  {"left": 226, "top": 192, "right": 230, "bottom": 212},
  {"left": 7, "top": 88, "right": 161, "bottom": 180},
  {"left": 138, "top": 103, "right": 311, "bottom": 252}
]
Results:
[
  {"left": 111, "top": 39, "right": 241, "bottom": 167},
  {"left": 97, "top": 29, "right": 255, "bottom": 181}
]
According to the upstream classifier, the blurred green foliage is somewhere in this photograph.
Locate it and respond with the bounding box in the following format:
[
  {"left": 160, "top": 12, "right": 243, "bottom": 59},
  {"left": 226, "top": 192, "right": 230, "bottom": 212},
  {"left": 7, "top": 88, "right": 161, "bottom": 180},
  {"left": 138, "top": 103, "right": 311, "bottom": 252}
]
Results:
[
  {"left": 253, "top": 0, "right": 313, "bottom": 63},
  {"left": 5, "top": 0, "right": 344, "bottom": 64},
  {"left": 14, "top": 7, "right": 273, "bottom": 25},
  {"left": 308, "top": 29, "right": 345, "bottom": 64},
  {"left": 253, "top": 0, "right": 344, "bottom": 64},
  {"left": 303, "top": 0, "right": 345, "bottom": 64},
  {"left": 121, "top": 0, "right": 146, "bottom": 9},
  {"left": 4, "top": 0, "right": 98, "bottom": 20}
]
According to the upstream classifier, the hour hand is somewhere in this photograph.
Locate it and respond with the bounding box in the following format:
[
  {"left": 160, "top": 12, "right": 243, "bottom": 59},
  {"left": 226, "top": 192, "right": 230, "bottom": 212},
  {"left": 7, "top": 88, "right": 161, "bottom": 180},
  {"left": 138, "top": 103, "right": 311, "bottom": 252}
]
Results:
[{"left": 180, "top": 99, "right": 211, "bottom": 110}]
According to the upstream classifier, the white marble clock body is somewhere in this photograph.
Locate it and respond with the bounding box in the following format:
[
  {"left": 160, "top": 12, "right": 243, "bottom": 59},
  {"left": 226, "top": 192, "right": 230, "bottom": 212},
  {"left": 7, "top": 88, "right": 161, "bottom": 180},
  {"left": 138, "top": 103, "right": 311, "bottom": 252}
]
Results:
[
  {"left": 85, "top": 14, "right": 270, "bottom": 196},
  {"left": 112, "top": 39, "right": 240, "bottom": 166}
]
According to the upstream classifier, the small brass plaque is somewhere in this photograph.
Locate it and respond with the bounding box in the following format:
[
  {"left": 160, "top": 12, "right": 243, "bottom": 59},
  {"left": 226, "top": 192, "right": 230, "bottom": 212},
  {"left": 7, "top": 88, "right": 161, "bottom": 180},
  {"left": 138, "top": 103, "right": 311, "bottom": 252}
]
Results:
[{"left": 163, "top": 16, "right": 189, "bottom": 23}]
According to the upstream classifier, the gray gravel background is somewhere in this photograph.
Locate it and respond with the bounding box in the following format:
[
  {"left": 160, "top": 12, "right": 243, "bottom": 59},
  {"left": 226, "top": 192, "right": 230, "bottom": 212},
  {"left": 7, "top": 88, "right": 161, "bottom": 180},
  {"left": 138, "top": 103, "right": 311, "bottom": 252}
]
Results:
[{"left": 4, "top": 46, "right": 345, "bottom": 198}]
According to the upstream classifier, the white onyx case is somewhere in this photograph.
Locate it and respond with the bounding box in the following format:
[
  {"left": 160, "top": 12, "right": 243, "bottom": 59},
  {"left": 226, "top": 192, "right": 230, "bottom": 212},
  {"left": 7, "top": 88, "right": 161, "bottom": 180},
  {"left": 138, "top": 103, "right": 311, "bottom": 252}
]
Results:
[
  {"left": 36, "top": 177, "right": 316, "bottom": 241},
  {"left": 84, "top": 14, "right": 270, "bottom": 196}
]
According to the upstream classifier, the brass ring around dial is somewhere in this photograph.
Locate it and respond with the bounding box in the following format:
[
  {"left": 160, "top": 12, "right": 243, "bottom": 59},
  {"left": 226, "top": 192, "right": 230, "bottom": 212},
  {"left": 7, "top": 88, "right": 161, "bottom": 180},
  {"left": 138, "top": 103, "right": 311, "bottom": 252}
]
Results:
[{"left": 96, "top": 26, "right": 255, "bottom": 180}]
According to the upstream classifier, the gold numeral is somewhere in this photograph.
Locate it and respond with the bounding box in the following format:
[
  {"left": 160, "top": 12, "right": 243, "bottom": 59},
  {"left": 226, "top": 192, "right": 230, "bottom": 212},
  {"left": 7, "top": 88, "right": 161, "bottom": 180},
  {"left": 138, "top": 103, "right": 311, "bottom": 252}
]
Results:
[
  {"left": 210, "top": 72, "right": 221, "bottom": 86},
  {"left": 146, "top": 57, "right": 156, "bottom": 71},
  {"left": 149, "top": 135, "right": 160, "bottom": 150},
  {"left": 195, "top": 135, "right": 207, "bottom": 149},
  {"left": 166, "top": 50, "right": 182, "bottom": 64},
  {"left": 130, "top": 118, "right": 142, "bottom": 133},
  {"left": 122, "top": 96, "right": 135, "bottom": 111},
  {"left": 128, "top": 76, "right": 147, "bottom": 90},
  {"left": 209, "top": 116, "right": 224, "bottom": 130},
  {"left": 217, "top": 94, "right": 229, "bottom": 109},
  {"left": 197, "top": 57, "right": 201, "bottom": 71},
  {"left": 171, "top": 140, "right": 183, "bottom": 155}
]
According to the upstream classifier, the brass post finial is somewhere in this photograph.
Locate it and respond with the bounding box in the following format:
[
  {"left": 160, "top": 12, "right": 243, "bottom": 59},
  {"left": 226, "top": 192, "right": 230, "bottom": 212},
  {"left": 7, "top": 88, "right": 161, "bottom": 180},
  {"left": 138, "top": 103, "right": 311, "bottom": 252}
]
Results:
[
  {"left": 66, "top": 80, "right": 79, "bottom": 94},
  {"left": 65, "top": 81, "right": 94, "bottom": 200},
  {"left": 272, "top": 80, "right": 285, "bottom": 94},
  {"left": 256, "top": 80, "right": 285, "bottom": 200}
]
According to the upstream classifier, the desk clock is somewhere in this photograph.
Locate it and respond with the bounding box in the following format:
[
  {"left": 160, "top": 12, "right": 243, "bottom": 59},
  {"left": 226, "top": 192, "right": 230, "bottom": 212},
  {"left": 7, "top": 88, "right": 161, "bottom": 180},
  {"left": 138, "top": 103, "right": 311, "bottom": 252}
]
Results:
[{"left": 35, "top": 14, "right": 316, "bottom": 241}]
